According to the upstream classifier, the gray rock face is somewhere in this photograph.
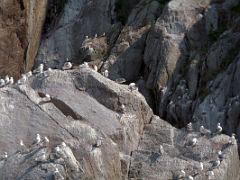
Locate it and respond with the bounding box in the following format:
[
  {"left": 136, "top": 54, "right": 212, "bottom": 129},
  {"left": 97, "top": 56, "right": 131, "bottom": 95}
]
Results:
[
  {"left": 0, "top": 67, "right": 153, "bottom": 179},
  {"left": 1, "top": 0, "right": 240, "bottom": 179},
  {"left": 36, "top": 0, "right": 118, "bottom": 68},
  {"left": 129, "top": 116, "right": 240, "bottom": 180},
  {"left": 106, "top": 0, "right": 161, "bottom": 82}
]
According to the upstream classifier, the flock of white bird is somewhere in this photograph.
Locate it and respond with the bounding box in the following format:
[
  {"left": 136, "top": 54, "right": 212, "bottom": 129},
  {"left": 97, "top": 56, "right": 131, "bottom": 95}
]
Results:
[
  {"left": 179, "top": 122, "right": 237, "bottom": 179},
  {"left": 0, "top": 57, "right": 140, "bottom": 178},
  {"left": 1, "top": 133, "right": 65, "bottom": 179}
]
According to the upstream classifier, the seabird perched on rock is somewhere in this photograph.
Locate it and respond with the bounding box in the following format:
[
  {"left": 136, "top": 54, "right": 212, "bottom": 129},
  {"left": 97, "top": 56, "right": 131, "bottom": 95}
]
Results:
[
  {"left": 197, "top": 13, "right": 203, "bottom": 20},
  {"left": 85, "top": 35, "right": 89, "bottom": 40},
  {"left": 2, "top": 152, "right": 8, "bottom": 160},
  {"left": 93, "top": 65, "right": 98, "bottom": 72},
  {"left": 189, "top": 137, "right": 197, "bottom": 146},
  {"left": 211, "top": 158, "right": 220, "bottom": 168},
  {"left": 5, "top": 75, "right": 10, "bottom": 84},
  {"left": 159, "top": 145, "right": 164, "bottom": 155},
  {"left": 229, "top": 133, "right": 237, "bottom": 145},
  {"left": 200, "top": 125, "right": 211, "bottom": 136},
  {"left": 44, "top": 68, "right": 52, "bottom": 77},
  {"left": 55, "top": 146, "right": 61, "bottom": 153},
  {"left": 187, "top": 122, "right": 193, "bottom": 132},
  {"left": 178, "top": 170, "right": 186, "bottom": 178},
  {"left": 36, "top": 134, "right": 41, "bottom": 144},
  {"left": 207, "top": 171, "right": 214, "bottom": 179},
  {"left": 188, "top": 175, "right": 194, "bottom": 180},
  {"left": 120, "top": 104, "right": 126, "bottom": 113},
  {"left": 17, "top": 74, "right": 27, "bottom": 85},
  {"left": 26, "top": 71, "right": 32, "bottom": 78},
  {"left": 60, "top": 142, "right": 67, "bottom": 148},
  {"left": 33, "top": 64, "right": 44, "bottom": 74},
  {"left": 0, "top": 79, "right": 5, "bottom": 87},
  {"left": 19, "top": 139, "right": 27, "bottom": 152},
  {"left": 44, "top": 136, "right": 49, "bottom": 145},
  {"left": 103, "top": 70, "right": 109, "bottom": 77},
  {"left": 20, "top": 140, "right": 24, "bottom": 147},
  {"left": 218, "top": 150, "right": 223, "bottom": 160},
  {"left": 128, "top": 83, "right": 138, "bottom": 92},
  {"left": 115, "top": 78, "right": 126, "bottom": 84},
  {"left": 94, "top": 34, "right": 98, "bottom": 38},
  {"left": 42, "top": 94, "right": 51, "bottom": 102},
  {"left": 54, "top": 168, "right": 64, "bottom": 180},
  {"left": 79, "top": 62, "right": 89, "bottom": 68},
  {"left": 88, "top": 47, "right": 94, "bottom": 54},
  {"left": 62, "top": 61, "right": 72, "bottom": 70},
  {"left": 93, "top": 139, "right": 102, "bottom": 148},
  {"left": 9, "top": 77, "right": 14, "bottom": 85},
  {"left": 102, "top": 32, "right": 106, "bottom": 36},
  {"left": 200, "top": 162, "right": 204, "bottom": 171},
  {"left": 216, "top": 122, "right": 222, "bottom": 134},
  {"left": 35, "top": 151, "right": 47, "bottom": 162}
]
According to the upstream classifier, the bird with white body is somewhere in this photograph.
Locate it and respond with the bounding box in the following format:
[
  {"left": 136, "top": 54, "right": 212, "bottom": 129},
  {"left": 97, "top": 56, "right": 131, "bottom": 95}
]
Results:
[
  {"left": 62, "top": 61, "right": 72, "bottom": 70},
  {"left": 79, "top": 62, "right": 89, "bottom": 68},
  {"left": 26, "top": 71, "right": 32, "bottom": 77},
  {"left": 93, "top": 65, "right": 98, "bottom": 71},
  {"left": 54, "top": 167, "right": 65, "bottom": 180},
  {"left": 212, "top": 158, "right": 221, "bottom": 168},
  {"left": 2, "top": 152, "right": 8, "bottom": 160},
  {"left": 199, "top": 162, "right": 203, "bottom": 171},
  {"left": 44, "top": 136, "right": 49, "bottom": 145},
  {"left": 229, "top": 133, "right": 237, "bottom": 145},
  {"left": 120, "top": 104, "right": 126, "bottom": 113},
  {"left": 187, "top": 122, "right": 193, "bottom": 132},
  {"left": 188, "top": 175, "right": 194, "bottom": 180},
  {"left": 33, "top": 64, "right": 44, "bottom": 74},
  {"left": 36, "top": 134, "right": 41, "bottom": 144},
  {"left": 177, "top": 170, "right": 185, "bottom": 178},
  {"left": 9, "top": 77, "right": 14, "bottom": 85},
  {"left": 189, "top": 137, "right": 197, "bottom": 146},
  {"left": 5, "top": 75, "right": 10, "bottom": 84},
  {"left": 200, "top": 125, "right": 211, "bottom": 136},
  {"left": 0, "top": 79, "right": 5, "bottom": 87},
  {"left": 216, "top": 122, "right": 222, "bottom": 134},
  {"left": 35, "top": 151, "right": 47, "bottom": 162},
  {"left": 60, "top": 142, "right": 67, "bottom": 148},
  {"left": 103, "top": 70, "right": 109, "bottom": 77},
  {"left": 159, "top": 145, "right": 164, "bottom": 155},
  {"left": 128, "top": 83, "right": 138, "bottom": 92},
  {"left": 218, "top": 150, "right": 223, "bottom": 160},
  {"left": 207, "top": 171, "right": 214, "bottom": 179}
]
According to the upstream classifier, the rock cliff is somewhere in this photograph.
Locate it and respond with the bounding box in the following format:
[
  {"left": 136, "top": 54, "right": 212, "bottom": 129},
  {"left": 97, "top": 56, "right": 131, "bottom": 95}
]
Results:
[
  {"left": 0, "top": 0, "right": 240, "bottom": 179},
  {"left": 0, "top": 0, "right": 47, "bottom": 78}
]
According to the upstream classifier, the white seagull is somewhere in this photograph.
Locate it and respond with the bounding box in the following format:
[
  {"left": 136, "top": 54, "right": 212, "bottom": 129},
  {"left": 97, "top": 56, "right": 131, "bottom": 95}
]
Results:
[
  {"left": 0, "top": 79, "right": 5, "bottom": 87},
  {"left": 9, "top": 77, "right": 14, "bottom": 85},
  {"left": 5, "top": 75, "right": 10, "bottom": 84},
  {"left": 229, "top": 134, "right": 237, "bottom": 145},
  {"left": 189, "top": 137, "right": 197, "bottom": 146},
  {"left": 103, "top": 70, "right": 109, "bottom": 77},
  {"left": 128, "top": 83, "right": 138, "bottom": 92},
  {"left": 62, "top": 61, "right": 72, "bottom": 70},
  {"left": 36, "top": 134, "right": 41, "bottom": 144},
  {"left": 216, "top": 122, "right": 222, "bottom": 134},
  {"left": 33, "top": 64, "right": 44, "bottom": 74}
]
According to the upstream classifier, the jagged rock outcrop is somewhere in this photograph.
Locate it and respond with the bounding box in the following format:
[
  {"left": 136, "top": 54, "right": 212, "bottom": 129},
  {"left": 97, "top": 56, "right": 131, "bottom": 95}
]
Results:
[
  {"left": 0, "top": 66, "right": 153, "bottom": 179},
  {"left": 129, "top": 116, "right": 240, "bottom": 180},
  {"left": 36, "top": 0, "right": 119, "bottom": 69},
  {"left": 1, "top": 0, "right": 240, "bottom": 179},
  {"left": 0, "top": 0, "right": 47, "bottom": 78}
]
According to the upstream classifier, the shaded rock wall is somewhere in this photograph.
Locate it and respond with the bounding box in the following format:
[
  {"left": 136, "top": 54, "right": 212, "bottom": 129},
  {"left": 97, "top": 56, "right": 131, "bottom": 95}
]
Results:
[{"left": 0, "top": 0, "right": 47, "bottom": 78}]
